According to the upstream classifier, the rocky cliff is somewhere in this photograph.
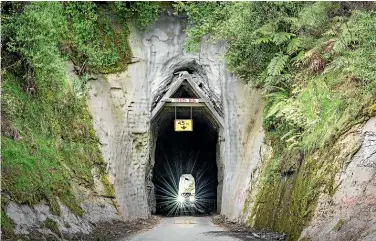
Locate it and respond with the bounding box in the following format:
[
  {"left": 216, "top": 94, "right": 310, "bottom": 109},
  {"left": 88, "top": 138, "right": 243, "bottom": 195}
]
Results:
[{"left": 85, "top": 11, "right": 264, "bottom": 221}]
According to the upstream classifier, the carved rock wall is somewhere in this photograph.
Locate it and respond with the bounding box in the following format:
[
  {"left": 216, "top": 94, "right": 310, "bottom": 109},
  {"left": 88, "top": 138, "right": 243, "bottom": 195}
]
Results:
[{"left": 86, "top": 11, "right": 264, "bottom": 220}]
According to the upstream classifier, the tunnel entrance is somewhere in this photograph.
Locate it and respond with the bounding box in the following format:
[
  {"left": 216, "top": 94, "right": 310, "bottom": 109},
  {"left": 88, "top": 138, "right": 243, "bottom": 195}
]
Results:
[
  {"left": 153, "top": 111, "right": 218, "bottom": 215},
  {"left": 150, "top": 72, "right": 223, "bottom": 216}
]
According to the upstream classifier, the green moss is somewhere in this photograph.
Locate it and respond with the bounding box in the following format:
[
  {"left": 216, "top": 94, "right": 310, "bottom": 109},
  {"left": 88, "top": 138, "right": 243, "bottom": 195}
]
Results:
[
  {"left": 250, "top": 144, "right": 350, "bottom": 241},
  {"left": 1, "top": 70, "right": 102, "bottom": 217},
  {"left": 1, "top": 211, "right": 17, "bottom": 241},
  {"left": 333, "top": 219, "right": 344, "bottom": 232},
  {"left": 60, "top": 194, "right": 84, "bottom": 217},
  {"left": 101, "top": 174, "right": 116, "bottom": 198},
  {"left": 47, "top": 196, "right": 61, "bottom": 216},
  {"left": 264, "top": 157, "right": 281, "bottom": 182},
  {"left": 280, "top": 150, "right": 303, "bottom": 175},
  {"left": 367, "top": 103, "right": 376, "bottom": 117},
  {"left": 1, "top": 194, "right": 17, "bottom": 240},
  {"left": 64, "top": 2, "right": 132, "bottom": 75},
  {"left": 251, "top": 158, "right": 315, "bottom": 240},
  {"left": 44, "top": 218, "right": 61, "bottom": 238}
]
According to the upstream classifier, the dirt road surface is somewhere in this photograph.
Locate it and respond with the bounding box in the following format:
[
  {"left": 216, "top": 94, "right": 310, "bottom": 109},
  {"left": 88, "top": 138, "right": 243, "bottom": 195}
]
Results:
[
  {"left": 123, "top": 216, "right": 238, "bottom": 241},
  {"left": 123, "top": 216, "right": 286, "bottom": 241}
]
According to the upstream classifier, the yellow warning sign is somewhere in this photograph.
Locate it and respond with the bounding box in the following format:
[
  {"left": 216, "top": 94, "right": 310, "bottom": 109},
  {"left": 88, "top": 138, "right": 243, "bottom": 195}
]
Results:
[{"left": 175, "top": 119, "right": 193, "bottom": 131}]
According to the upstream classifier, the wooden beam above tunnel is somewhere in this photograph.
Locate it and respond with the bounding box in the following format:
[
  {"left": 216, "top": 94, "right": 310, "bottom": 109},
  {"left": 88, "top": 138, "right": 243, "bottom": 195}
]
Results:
[{"left": 151, "top": 72, "right": 224, "bottom": 128}]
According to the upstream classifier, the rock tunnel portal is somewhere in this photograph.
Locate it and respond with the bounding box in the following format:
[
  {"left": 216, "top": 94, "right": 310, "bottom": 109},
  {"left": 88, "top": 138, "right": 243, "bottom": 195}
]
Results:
[{"left": 150, "top": 72, "right": 223, "bottom": 216}]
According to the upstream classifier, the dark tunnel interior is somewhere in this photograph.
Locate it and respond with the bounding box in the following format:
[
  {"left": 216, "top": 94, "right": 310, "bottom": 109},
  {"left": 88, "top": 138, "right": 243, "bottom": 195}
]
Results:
[{"left": 152, "top": 107, "right": 219, "bottom": 216}]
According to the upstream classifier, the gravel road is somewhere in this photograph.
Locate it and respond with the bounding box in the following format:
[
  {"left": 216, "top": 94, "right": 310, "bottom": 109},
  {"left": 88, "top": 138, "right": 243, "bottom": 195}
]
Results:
[{"left": 123, "top": 216, "right": 241, "bottom": 241}]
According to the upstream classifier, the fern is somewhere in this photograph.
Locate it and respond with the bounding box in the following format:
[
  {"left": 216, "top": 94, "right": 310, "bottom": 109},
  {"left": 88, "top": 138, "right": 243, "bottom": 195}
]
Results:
[
  {"left": 293, "top": 2, "right": 337, "bottom": 32},
  {"left": 254, "top": 36, "right": 273, "bottom": 45},
  {"left": 267, "top": 53, "right": 289, "bottom": 76},
  {"left": 272, "top": 32, "right": 295, "bottom": 45},
  {"left": 287, "top": 37, "right": 301, "bottom": 54},
  {"left": 257, "top": 23, "right": 276, "bottom": 35},
  {"left": 292, "top": 50, "right": 305, "bottom": 63},
  {"left": 333, "top": 25, "right": 353, "bottom": 52}
]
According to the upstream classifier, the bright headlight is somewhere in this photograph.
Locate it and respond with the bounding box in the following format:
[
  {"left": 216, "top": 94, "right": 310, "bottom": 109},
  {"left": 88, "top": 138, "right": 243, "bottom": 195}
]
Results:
[
  {"left": 189, "top": 196, "right": 195, "bottom": 202},
  {"left": 177, "top": 196, "right": 185, "bottom": 203}
]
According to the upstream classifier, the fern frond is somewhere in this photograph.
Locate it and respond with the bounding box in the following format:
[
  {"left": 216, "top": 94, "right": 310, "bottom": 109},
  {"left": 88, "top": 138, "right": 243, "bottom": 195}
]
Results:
[
  {"left": 287, "top": 142, "right": 300, "bottom": 151},
  {"left": 272, "top": 32, "right": 295, "bottom": 45},
  {"left": 267, "top": 53, "right": 289, "bottom": 76},
  {"left": 254, "top": 36, "right": 273, "bottom": 45},
  {"left": 322, "top": 29, "right": 336, "bottom": 37},
  {"left": 287, "top": 38, "right": 301, "bottom": 55},
  {"left": 291, "top": 50, "right": 305, "bottom": 68},
  {"left": 281, "top": 129, "right": 295, "bottom": 141},
  {"left": 257, "top": 23, "right": 275, "bottom": 35}
]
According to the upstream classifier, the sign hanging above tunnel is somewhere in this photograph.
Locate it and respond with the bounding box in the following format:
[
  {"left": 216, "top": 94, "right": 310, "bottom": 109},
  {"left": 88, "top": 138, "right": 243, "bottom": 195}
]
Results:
[
  {"left": 171, "top": 98, "right": 200, "bottom": 103},
  {"left": 175, "top": 119, "right": 193, "bottom": 131}
]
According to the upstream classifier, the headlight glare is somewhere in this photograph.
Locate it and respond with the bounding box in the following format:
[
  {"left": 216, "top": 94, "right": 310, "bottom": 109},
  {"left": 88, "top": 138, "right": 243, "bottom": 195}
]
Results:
[
  {"left": 177, "top": 196, "right": 185, "bottom": 203},
  {"left": 189, "top": 196, "right": 195, "bottom": 202}
]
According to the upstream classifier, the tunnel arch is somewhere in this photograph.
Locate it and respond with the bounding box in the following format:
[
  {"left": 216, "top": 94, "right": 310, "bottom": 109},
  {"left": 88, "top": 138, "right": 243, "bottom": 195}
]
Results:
[
  {"left": 149, "top": 71, "right": 224, "bottom": 216},
  {"left": 151, "top": 72, "right": 224, "bottom": 129}
]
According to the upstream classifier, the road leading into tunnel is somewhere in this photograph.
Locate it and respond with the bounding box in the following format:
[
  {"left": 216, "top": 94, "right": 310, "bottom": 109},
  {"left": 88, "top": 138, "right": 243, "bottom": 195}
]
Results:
[{"left": 123, "top": 216, "right": 242, "bottom": 241}]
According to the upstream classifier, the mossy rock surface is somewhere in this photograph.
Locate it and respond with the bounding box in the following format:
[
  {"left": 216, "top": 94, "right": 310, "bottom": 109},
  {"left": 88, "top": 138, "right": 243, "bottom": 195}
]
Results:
[
  {"left": 333, "top": 219, "right": 344, "bottom": 232},
  {"left": 1, "top": 210, "right": 17, "bottom": 241},
  {"left": 44, "top": 218, "right": 62, "bottom": 238}
]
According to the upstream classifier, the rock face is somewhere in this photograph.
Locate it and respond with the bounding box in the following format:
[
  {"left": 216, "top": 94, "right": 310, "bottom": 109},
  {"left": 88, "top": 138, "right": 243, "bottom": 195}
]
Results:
[
  {"left": 220, "top": 84, "right": 265, "bottom": 221},
  {"left": 237, "top": 117, "right": 376, "bottom": 241},
  {"left": 300, "top": 117, "right": 376, "bottom": 241},
  {"left": 86, "top": 11, "right": 264, "bottom": 221},
  {"left": 4, "top": 180, "right": 121, "bottom": 238}
]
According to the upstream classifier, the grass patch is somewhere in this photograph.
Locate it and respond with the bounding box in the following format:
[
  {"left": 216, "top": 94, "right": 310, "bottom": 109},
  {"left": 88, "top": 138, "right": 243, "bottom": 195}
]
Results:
[{"left": 1, "top": 71, "right": 102, "bottom": 217}]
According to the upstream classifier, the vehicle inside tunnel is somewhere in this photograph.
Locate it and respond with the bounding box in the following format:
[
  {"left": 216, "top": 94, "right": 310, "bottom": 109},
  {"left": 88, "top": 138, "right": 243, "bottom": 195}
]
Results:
[{"left": 152, "top": 106, "right": 219, "bottom": 216}]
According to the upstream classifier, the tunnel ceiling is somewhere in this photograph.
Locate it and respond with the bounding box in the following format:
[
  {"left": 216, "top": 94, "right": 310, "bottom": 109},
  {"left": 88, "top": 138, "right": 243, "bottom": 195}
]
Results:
[
  {"left": 155, "top": 107, "right": 218, "bottom": 140},
  {"left": 170, "top": 84, "right": 198, "bottom": 98}
]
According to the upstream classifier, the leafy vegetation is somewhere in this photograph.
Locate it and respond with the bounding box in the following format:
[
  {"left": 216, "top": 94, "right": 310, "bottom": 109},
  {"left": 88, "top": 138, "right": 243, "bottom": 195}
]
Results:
[
  {"left": 177, "top": 2, "right": 376, "bottom": 240},
  {"left": 1, "top": 2, "right": 160, "bottom": 239},
  {"left": 113, "top": 1, "right": 161, "bottom": 30}
]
